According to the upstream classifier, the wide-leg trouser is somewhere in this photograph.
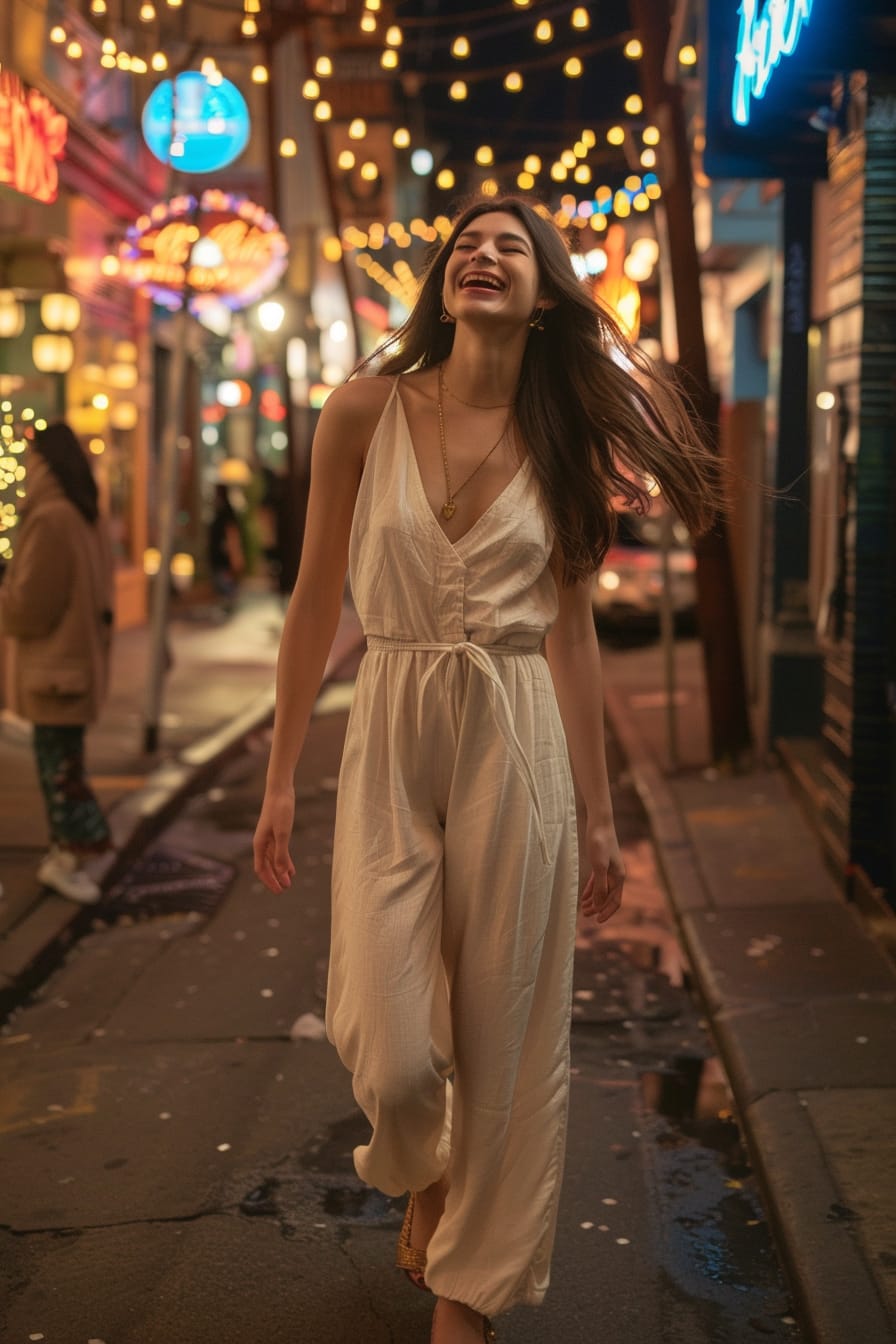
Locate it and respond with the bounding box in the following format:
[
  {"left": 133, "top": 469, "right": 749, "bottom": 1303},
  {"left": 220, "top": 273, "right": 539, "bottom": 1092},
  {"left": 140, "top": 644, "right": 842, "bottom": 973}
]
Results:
[{"left": 326, "top": 645, "right": 578, "bottom": 1317}]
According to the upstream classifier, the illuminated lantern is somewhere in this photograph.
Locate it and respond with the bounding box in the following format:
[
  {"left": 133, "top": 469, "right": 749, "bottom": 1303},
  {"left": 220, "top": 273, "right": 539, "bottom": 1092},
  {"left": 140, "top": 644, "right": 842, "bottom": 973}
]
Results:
[
  {"left": 40, "top": 292, "right": 80, "bottom": 331},
  {"left": 107, "top": 362, "right": 139, "bottom": 389},
  {"left": 0, "top": 290, "right": 24, "bottom": 337},
  {"left": 32, "top": 333, "right": 74, "bottom": 373}
]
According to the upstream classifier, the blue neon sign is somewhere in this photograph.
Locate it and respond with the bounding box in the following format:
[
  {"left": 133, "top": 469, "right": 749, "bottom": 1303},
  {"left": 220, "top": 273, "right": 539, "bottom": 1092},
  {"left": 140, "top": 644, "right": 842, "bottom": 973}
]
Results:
[
  {"left": 142, "top": 72, "right": 250, "bottom": 173},
  {"left": 732, "top": 0, "right": 815, "bottom": 126}
]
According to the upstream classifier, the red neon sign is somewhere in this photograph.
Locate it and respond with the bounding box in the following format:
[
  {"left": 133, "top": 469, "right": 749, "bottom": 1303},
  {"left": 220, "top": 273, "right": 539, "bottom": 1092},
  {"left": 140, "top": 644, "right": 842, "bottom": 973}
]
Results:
[{"left": 0, "top": 71, "right": 68, "bottom": 204}]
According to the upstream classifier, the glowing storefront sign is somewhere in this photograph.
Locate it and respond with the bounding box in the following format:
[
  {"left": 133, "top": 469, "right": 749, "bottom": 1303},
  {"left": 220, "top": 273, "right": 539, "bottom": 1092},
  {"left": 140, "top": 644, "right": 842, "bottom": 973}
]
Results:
[
  {"left": 120, "top": 190, "right": 288, "bottom": 315},
  {"left": 142, "top": 72, "right": 250, "bottom": 173},
  {"left": 732, "top": 0, "right": 814, "bottom": 126},
  {"left": 0, "top": 70, "right": 68, "bottom": 204}
]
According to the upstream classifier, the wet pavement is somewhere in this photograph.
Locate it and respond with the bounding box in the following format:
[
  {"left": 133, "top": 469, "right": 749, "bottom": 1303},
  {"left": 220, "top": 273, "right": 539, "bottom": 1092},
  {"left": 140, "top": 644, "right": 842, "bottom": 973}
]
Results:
[{"left": 0, "top": 687, "right": 804, "bottom": 1343}]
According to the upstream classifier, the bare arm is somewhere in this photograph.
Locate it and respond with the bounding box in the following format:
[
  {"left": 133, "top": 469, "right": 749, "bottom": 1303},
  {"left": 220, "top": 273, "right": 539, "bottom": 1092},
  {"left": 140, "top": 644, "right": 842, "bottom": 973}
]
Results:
[
  {"left": 545, "top": 574, "right": 625, "bottom": 923},
  {"left": 253, "top": 379, "right": 385, "bottom": 893}
]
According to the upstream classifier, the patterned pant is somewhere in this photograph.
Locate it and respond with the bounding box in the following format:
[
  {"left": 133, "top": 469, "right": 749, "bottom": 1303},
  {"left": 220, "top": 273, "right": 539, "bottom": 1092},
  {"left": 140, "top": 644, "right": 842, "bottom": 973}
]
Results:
[{"left": 33, "top": 724, "right": 111, "bottom": 854}]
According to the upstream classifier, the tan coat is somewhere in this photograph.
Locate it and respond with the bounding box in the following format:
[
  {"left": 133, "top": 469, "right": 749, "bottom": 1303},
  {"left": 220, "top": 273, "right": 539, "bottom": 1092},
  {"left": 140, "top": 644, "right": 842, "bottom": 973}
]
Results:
[{"left": 0, "top": 460, "right": 114, "bottom": 725}]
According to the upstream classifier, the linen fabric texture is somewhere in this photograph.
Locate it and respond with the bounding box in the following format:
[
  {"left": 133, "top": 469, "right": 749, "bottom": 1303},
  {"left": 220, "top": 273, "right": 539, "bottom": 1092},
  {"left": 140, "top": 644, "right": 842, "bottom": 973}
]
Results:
[{"left": 327, "top": 378, "right": 579, "bottom": 1317}]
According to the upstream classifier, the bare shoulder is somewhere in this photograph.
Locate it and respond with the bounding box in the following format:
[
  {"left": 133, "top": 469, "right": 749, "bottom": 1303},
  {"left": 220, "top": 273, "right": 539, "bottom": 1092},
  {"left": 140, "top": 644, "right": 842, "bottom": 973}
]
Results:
[{"left": 319, "top": 375, "right": 394, "bottom": 434}]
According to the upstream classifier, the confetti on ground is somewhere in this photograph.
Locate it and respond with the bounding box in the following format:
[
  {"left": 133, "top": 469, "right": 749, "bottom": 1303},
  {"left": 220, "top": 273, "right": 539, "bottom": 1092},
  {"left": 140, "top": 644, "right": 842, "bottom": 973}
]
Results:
[
  {"left": 260, "top": 988, "right": 274, "bottom": 998},
  {"left": 159, "top": 1112, "right": 172, "bottom": 1120},
  {"left": 616, "top": 1237, "right": 631, "bottom": 1245},
  {"left": 598, "top": 1224, "right": 609, "bottom": 1232},
  {"left": 263, "top": 947, "right": 280, "bottom": 957},
  {"left": 725, "top": 1179, "right": 743, "bottom": 1189},
  {"left": 290, "top": 1012, "right": 328, "bottom": 1042},
  {"left": 580, "top": 1221, "right": 594, "bottom": 1229},
  {"left": 217, "top": 1143, "right": 231, "bottom": 1152},
  {"left": 29, "top": 1334, "right": 44, "bottom": 1341},
  {"left": 602, "top": 1197, "right": 618, "bottom": 1205}
]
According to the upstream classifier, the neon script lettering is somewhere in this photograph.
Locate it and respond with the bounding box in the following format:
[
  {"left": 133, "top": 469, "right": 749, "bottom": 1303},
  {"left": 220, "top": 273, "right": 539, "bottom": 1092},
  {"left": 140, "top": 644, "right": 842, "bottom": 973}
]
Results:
[{"left": 732, "top": 0, "right": 814, "bottom": 126}]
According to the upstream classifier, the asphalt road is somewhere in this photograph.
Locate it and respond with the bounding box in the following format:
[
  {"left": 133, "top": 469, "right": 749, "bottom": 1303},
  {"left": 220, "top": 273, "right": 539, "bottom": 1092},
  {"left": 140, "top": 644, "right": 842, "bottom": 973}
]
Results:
[{"left": 0, "top": 683, "right": 805, "bottom": 1344}]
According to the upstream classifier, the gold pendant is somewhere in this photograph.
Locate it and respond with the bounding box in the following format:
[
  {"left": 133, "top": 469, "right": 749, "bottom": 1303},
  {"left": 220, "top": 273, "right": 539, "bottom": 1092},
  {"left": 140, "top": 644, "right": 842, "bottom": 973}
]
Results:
[{"left": 441, "top": 500, "right": 456, "bottom": 519}]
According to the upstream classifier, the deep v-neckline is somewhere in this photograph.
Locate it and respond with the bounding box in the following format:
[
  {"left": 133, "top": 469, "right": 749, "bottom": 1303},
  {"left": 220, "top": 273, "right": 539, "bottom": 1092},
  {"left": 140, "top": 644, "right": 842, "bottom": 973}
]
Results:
[{"left": 395, "top": 382, "right": 529, "bottom": 553}]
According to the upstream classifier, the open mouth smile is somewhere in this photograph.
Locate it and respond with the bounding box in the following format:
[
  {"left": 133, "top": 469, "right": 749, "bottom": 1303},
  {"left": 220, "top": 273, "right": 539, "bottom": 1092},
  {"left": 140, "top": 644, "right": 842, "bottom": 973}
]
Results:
[{"left": 459, "top": 272, "right": 506, "bottom": 292}]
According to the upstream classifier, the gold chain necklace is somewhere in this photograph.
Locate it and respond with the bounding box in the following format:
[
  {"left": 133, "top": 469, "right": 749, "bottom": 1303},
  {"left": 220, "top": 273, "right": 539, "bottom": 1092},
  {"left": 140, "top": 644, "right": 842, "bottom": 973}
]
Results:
[
  {"left": 441, "top": 374, "right": 514, "bottom": 411},
  {"left": 436, "top": 365, "right": 514, "bottom": 520}
]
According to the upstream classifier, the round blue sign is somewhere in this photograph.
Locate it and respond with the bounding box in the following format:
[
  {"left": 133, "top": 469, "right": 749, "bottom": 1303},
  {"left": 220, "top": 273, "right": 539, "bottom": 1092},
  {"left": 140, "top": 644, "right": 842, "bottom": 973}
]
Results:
[{"left": 142, "top": 72, "right": 250, "bottom": 173}]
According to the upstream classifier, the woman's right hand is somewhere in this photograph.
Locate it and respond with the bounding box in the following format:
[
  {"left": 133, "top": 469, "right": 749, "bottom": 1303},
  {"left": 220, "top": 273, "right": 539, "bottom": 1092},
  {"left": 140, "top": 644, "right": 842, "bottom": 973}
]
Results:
[{"left": 253, "top": 786, "right": 297, "bottom": 893}]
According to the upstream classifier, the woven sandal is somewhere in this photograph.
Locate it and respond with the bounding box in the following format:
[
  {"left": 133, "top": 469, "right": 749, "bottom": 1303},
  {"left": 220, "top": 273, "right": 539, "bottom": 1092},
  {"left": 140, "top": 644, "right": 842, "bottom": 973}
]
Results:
[{"left": 396, "top": 1193, "right": 430, "bottom": 1292}]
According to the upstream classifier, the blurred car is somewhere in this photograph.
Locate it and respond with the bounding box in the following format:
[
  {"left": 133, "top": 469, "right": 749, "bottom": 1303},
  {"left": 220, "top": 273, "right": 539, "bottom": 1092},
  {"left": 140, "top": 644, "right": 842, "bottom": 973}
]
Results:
[{"left": 593, "top": 510, "right": 696, "bottom": 629}]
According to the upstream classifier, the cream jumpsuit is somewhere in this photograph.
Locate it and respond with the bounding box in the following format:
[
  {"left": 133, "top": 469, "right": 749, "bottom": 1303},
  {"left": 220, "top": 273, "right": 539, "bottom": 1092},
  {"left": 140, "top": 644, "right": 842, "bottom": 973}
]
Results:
[{"left": 326, "top": 378, "right": 579, "bottom": 1318}]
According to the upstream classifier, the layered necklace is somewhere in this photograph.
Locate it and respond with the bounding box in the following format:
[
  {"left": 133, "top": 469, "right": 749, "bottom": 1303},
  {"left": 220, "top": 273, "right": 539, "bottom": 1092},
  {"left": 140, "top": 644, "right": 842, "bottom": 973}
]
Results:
[{"left": 436, "top": 364, "right": 515, "bottom": 520}]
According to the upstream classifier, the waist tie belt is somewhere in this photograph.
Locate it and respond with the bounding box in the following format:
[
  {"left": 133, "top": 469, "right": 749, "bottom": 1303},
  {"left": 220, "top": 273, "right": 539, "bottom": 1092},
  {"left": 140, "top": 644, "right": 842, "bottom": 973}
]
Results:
[{"left": 366, "top": 635, "right": 549, "bottom": 863}]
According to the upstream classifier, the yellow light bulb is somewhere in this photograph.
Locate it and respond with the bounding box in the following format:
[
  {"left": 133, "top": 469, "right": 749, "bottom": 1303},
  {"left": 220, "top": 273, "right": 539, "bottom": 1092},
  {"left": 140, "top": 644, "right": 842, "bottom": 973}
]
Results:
[
  {"left": 679, "top": 44, "right": 697, "bottom": 66},
  {"left": 640, "top": 148, "right": 656, "bottom": 168},
  {"left": 66, "top": 40, "right": 83, "bottom": 59},
  {"left": 50, "top": 25, "right": 66, "bottom": 43},
  {"left": 322, "top": 236, "right": 343, "bottom": 262},
  {"left": 551, "top": 163, "right": 567, "bottom": 182},
  {"left": 571, "top": 7, "right": 590, "bottom": 29},
  {"left": 436, "top": 169, "right": 456, "bottom": 189},
  {"left": 449, "top": 81, "right": 468, "bottom": 101},
  {"left": 524, "top": 154, "right": 541, "bottom": 173},
  {"left": 241, "top": 16, "right": 257, "bottom": 36},
  {"left": 251, "top": 64, "right": 269, "bottom": 83},
  {"left": 338, "top": 150, "right": 356, "bottom": 170},
  {"left": 280, "top": 138, "right": 298, "bottom": 158},
  {"left": 625, "top": 94, "right": 643, "bottom": 115},
  {"left": 360, "top": 161, "right": 379, "bottom": 182},
  {"left": 452, "top": 35, "right": 470, "bottom": 58},
  {"left": 517, "top": 171, "right": 534, "bottom": 190},
  {"left": 625, "top": 174, "right": 642, "bottom": 191},
  {"left": 385, "top": 25, "right": 402, "bottom": 45},
  {"left": 561, "top": 149, "right": 576, "bottom": 168},
  {"left": 392, "top": 127, "right": 411, "bottom": 148},
  {"left": 625, "top": 38, "right": 643, "bottom": 59},
  {"left": 360, "top": 13, "right": 376, "bottom": 31},
  {"left": 139, "top": 1, "right": 156, "bottom": 20},
  {"left": 633, "top": 193, "right": 651, "bottom": 211},
  {"left": 314, "top": 101, "right": 332, "bottom": 122},
  {"left": 481, "top": 179, "right": 498, "bottom": 197},
  {"left": 574, "top": 164, "right": 591, "bottom": 184},
  {"left": 302, "top": 79, "right": 320, "bottom": 99},
  {"left": 381, "top": 49, "right": 399, "bottom": 69},
  {"left": 535, "top": 19, "right": 553, "bottom": 42},
  {"left": 151, "top": 51, "right": 168, "bottom": 71},
  {"left": 348, "top": 118, "right": 367, "bottom": 140},
  {"left": 642, "top": 125, "right": 660, "bottom": 145},
  {"left": 564, "top": 57, "right": 583, "bottom": 78},
  {"left": 504, "top": 71, "right": 523, "bottom": 92},
  {"left": 316, "top": 56, "right": 333, "bottom": 77},
  {"left": 607, "top": 125, "right": 625, "bottom": 145},
  {"left": 475, "top": 145, "right": 494, "bottom": 166}
]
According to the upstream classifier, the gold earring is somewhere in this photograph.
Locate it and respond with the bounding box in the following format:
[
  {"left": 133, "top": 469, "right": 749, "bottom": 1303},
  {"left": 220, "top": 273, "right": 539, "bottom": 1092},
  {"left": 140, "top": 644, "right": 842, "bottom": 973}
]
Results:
[
  {"left": 529, "top": 305, "right": 545, "bottom": 331},
  {"left": 440, "top": 300, "right": 455, "bottom": 325}
]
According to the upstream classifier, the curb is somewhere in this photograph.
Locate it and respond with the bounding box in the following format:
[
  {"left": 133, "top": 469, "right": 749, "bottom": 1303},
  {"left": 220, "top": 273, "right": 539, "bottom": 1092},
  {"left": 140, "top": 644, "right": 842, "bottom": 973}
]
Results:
[
  {"left": 603, "top": 681, "right": 896, "bottom": 1344},
  {"left": 0, "top": 639, "right": 363, "bottom": 1024}
]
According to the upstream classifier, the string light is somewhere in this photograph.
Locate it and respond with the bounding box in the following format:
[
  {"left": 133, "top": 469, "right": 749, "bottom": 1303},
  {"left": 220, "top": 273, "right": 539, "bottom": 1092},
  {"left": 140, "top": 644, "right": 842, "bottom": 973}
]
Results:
[
  {"left": 642, "top": 125, "right": 660, "bottom": 145},
  {"left": 381, "top": 50, "right": 399, "bottom": 69},
  {"left": 504, "top": 71, "right": 523, "bottom": 91},
  {"left": 449, "top": 81, "right": 468, "bottom": 101},
  {"left": 481, "top": 179, "right": 498, "bottom": 196},
  {"left": 436, "top": 168, "right": 455, "bottom": 189},
  {"left": 679, "top": 44, "right": 697, "bottom": 66},
  {"left": 90, "top": 0, "right": 107, "bottom": 13},
  {"left": 360, "top": 13, "right": 377, "bottom": 31},
  {"left": 337, "top": 150, "right": 356, "bottom": 169},
  {"left": 151, "top": 51, "right": 168, "bottom": 70},
  {"left": 280, "top": 138, "right": 297, "bottom": 157},
  {"left": 475, "top": 145, "right": 494, "bottom": 166},
  {"left": 581, "top": 129, "right": 596, "bottom": 148},
  {"left": 241, "top": 17, "right": 258, "bottom": 36},
  {"left": 385, "top": 25, "right": 402, "bottom": 45},
  {"left": 251, "top": 64, "right": 269, "bottom": 83},
  {"left": 571, "top": 7, "right": 590, "bottom": 29},
  {"left": 302, "top": 79, "right": 320, "bottom": 99},
  {"left": 624, "top": 38, "right": 643, "bottom": 59},
  {"left": 640, "top": 148, "right": 656, "bottom": 168},
  {"left": 360, "top": 161, "right": 379, "bottom": 181},
  {"left": 452, "top": 36, "right": 470, "bottom": 58},
  {"left": 66, "top": 40, "right": 83, "bottom": 59},
  {"left": 625, "top": 93, "right": 643, "bottom": 115},
  {"left": 139, "top": 2, "right": 156, "bottom": 20},
  {"left": 534, "top": 20, "right": 553, "bottom": 42},
  {"left": 314, "top": 101, "right": 332, "bottom": 121},
  {"left": 49, "top": 25, "right": 66, "bottom": 43},
  {"left": 561, "top": 149, "right": 576, "bottom": 169},
  {"left": 517, "top": 171, "right": 534, "bottom": 190},
  {"left": 315, "top": 56, "right": 333, "bottom": 77},
  {"left": 348, "top": 118, "right": 367, "bottom": 140},
  {"left": 392, "top": 127, "right": 411, "bottom": 148},
  {"left": 607, "top": 125, "right": 625, "bottom": 145},
  {"left": 524, "top": 154, "right": 541, "bottom": 173},
  {"left": 551, "top": 163, "right": 567, "bottom": 181},
  {"left": 564, "top": 57, "right": 583, "bottom": 78}
]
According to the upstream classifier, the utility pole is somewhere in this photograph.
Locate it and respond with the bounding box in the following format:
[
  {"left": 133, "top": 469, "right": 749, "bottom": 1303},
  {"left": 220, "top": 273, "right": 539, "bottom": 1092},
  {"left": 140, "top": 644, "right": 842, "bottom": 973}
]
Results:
[{"left": 631, "top": 0, "right": 753, "bottom": 764}]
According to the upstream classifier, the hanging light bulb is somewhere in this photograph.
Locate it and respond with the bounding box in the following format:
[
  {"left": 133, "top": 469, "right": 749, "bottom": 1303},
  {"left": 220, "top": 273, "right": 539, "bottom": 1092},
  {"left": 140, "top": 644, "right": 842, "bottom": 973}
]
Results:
[
  {"left": 607, "top": 125, "right": 625, "bottom": 145},
  {"left": 32, "top": 334, "right": 74, "bottom": 374},
  {"left": 564, "top": 57, "right": 583, "bottom": 77},
  {"left": 534, "top": 19, "right": 553, "bottom": 42},
  {"left": 679, "top": 44, "right": 697, "bottom": 66},
  {"left": 517, "top": 171, "right": 534, "bottom": 190},
  {"left": 251, "top": 64, "right": 269, "bottom": 83},
  {"left": 337, "top": 150, "right": 355, "bottom": 170},
  {"left": 504, "top": 71, "right": 523, "bottom": 92},
  {"left": 139, "top": 1, "right": 156, "bottom": 21},
  {"left": 451, "top": 35, "right": 470, "bottom": 58},
  {"left": 348, "top": 118, "right": 367, "bottom": 140},
  {"left": 49, "top": 25, "right": 67, "bottom": 43},
  {"left": 475, "top": 145, "right": 494, "bottom": 166},
  {"left": 449, "top": 81, "right": 468, "bottom": 101},
  {"left": 90, "top": 0, "right": 108, "bottom": 14},
  {"left": 436, "top": 168, "right": 455, "bottom": 189},
  {"left": 392, "top": 127, "right": 410, "bottom": 148},
  {"left": 66, "top": 39, "right": 83, "bottom": 59},
  {"left": 524, "top": 154, "right": 541, "bottom": 173},
  {"left": 359, "top": 161, "right": 379, "bottom": 182},
  {"left": 625, "top": 38, "right": 643, "bottom": 59},
  {"left": 151, "top": 51, "right": 168, "bottom": 71},
  {"left": 0, "top": 292, "right": 25, "bottom": 339},
  {"left": 385, "top": 25, "right": 402, "bottom": 45},
  {"left": 360, "top": 13, "right": 377, "bottom": 32},
  {"left": 302, "top": 78, "right": 320, "bottom": 100},
  {"left": 380, "top": 49, "right": 399, "bottom": 69},
  {"left": 625, "top": 93, "right": 643, "bottom": 114},
  {"left": 314, "top": 101, "right": 332, "bottom": 121},
  {"left": 241, "top": 16, "right": 257, "bottom": 36},
  {"left": 571, "top": 6, "right": 590, "bottom": 28},
  {"left": 642, "top": 125, "right": 660, "bottom": 145},
  {"left": 315, "top": 56, "right": 333, "bottom": 77},
  {"left": 279, "top": 138, "right": 298, "bottom": 157}
]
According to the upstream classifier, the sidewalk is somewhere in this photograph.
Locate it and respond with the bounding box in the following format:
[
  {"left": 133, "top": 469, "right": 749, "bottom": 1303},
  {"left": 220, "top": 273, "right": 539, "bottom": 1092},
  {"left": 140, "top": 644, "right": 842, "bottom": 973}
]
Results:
[
  {"left": 601, "top": 635, "right": 896, "bottom": 1344},
  {"left": 0, "top": 585, "right": 364, "bottom": 1017}
]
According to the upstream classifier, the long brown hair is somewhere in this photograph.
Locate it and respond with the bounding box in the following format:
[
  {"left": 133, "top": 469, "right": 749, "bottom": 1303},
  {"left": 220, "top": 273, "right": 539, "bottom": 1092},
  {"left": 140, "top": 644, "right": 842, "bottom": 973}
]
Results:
[{"left": 358, "top": 196, "right": 721, "bottom": 585}]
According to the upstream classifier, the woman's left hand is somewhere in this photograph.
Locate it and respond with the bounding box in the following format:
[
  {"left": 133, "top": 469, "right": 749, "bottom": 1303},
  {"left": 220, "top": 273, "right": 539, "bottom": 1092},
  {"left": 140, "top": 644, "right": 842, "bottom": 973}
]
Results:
[{"left": 581, "top": 820, "right": 625, "bottom": 923}]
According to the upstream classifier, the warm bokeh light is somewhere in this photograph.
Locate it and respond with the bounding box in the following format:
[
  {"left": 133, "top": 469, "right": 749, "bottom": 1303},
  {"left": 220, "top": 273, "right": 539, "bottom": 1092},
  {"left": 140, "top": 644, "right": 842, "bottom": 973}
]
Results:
[
  {"left": 338, "top": 150, "right": 355, "bottom": 170},
  {"left": 624, "top": 38, "right": 643, "bottom": 59},
  {"left": 360, "top": 161, "right": 379, "bottom": 181},
  {"left": 449, "top": 81, "right": 468, "bottom": 101},
  {"left": 679, "top": 44, "right": 698, "bottom": 66},
  {"left": 436, "top": 168, "right": 456, "bottom": 189},
  {"left": 643, "top": 125, "right": 660, "bottom": 145},
  {"left": 393, "top": 127, "right": 411, "bottom": 148},
  {"left": 381, "top": 49, "right": 399, "bottom": 69},
  {"left": 452, "top": 36, "right": 470, "bottom": 58},
  {"left": 535, "top": 19, "right": 553, "bottom": 42},
  {"left": 302, "top": 79, "right": 320, "bottom": 99},
  {"left": 564, "top": 57, "right": 583, "bottom": 78},
  {"left": 475, "top": 145, "right": 494, "bottom": 166},
  {"left": 280, "top": 138, "right": 297, "bottom": 158},
  {"left": 517, "top": 171, "right": 534, "bottom": 190},
  {"left": 640, "top": 148, "right": 657, "bottom": 168},
  {"left": 314, "top": 101, "right": 332, "bottom": 121},
  {"left": 571, "top": 6, "right": 590, "bottom": 29},
  {"left": 316, "top": 56, "right": 333, "bottom": 77},
  {"left": 251, "top": 64, "right": 269, "bottom": 84},
  {"left": 524, "top": 154, "right": 541, "bottom": 173},
  {"left": 607, "top": 125, "right": 625, "bottom": 145},
  {"left": 504, "top": 71, "right": 523, "bottom": 92},
  {"left": 349, "top": 118, "right": 367, "bottom": 139},
  {"left": 625, "top": 94, "right": 643, "bottom": 115}
]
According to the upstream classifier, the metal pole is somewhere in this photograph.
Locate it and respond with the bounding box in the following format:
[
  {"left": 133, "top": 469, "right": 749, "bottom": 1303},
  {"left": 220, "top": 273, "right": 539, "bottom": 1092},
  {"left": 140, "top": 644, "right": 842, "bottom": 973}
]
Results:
[{"left": 658, "top": 508, "right": 679, "bottom": 769}]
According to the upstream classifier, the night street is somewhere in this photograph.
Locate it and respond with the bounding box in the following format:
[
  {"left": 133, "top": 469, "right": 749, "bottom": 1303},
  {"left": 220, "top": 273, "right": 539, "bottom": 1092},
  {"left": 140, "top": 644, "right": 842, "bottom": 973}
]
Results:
[{"left": 1, "top": 676, "right": 803, "bottom": 1344}]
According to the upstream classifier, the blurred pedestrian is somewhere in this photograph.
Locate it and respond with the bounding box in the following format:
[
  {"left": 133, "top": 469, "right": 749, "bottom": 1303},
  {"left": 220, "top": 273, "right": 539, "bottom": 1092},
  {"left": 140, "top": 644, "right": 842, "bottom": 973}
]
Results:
[
  {"left": 0, "top": 422, "right": 114, "bottom": 904},
  {"left": 254, "top": 197, "right": 720, "bottom": 1342},
  {"left": 207, "top": 482, "right": 245, "bottom": 613}
]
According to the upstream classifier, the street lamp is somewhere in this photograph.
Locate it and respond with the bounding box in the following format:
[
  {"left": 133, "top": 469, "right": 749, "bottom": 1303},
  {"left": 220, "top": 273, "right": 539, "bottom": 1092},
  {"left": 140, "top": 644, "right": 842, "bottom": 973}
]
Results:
[{"left": 257, "top": 299, "right": 285, "bottom": 333}]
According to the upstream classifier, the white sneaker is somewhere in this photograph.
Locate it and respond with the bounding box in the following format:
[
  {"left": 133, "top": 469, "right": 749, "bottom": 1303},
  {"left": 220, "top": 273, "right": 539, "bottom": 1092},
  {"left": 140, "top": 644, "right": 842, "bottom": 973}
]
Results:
[{"left": 37, "top": 846, "right": 102, "bottom": 905}]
